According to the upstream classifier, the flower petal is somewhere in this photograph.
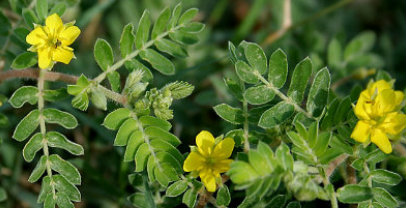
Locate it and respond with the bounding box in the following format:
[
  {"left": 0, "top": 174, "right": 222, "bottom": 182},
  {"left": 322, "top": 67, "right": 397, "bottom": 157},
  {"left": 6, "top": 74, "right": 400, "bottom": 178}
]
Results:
[
  {"left": 373, "top": 89, "right": 398, "bottom": 116},
  {"left": 38, "top": 47, "right": 52, "bottom": 69},
  {"left": 212, "top": 138, "right": 235, "bottom": 159},
  {"left": 46, "top": 13, "right": 63, "bottom": 35},
  {"left": 26, "top": 26, "right": 47, "bottom": 46},
  {"left": 53, "top": 46, "right": 74, "bottom": 64},
  {"left": 354, "top": 91, "right": 371, "bottom": 120},
  {"left": 381, "top": 112, "right": 406, "bottom": 136},
  {"left": 200, "top": 169, "right": 216, "bottom": 192},
  {"left": 196, "top": 130, "right": 214, "bottom": 156},
  {"left": 367, "top": 80, "right": 391, "bottom": 96},
  {"left": 394, "top": 91, "right": 404, "bottom": 107},
  {"left": 59, "top": 26, "right": 81, "bottom": 45},
  {"left": 351, "top": 120, "right": 371, "bottom": 143},
  {"left": 371, "top": 129, "right": 392, "bottom": 154},
  {"left": 183, "top": 151, "right": 205, "bottom": 172},
  {"left": 213, "top": 159, "right": 233, "bottom": 174}
]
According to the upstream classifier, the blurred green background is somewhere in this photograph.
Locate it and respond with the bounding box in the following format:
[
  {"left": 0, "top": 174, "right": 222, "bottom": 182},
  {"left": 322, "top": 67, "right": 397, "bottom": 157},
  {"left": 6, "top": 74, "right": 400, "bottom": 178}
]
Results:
[{"left": 0, "top": 0, "right": 405, "bottom": 207}]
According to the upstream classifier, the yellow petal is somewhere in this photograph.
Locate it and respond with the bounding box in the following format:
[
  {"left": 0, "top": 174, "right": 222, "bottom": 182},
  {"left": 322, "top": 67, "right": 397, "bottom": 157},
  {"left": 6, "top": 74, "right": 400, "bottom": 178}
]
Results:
[
  {"left": 213, "top": 159, "right": 233, "bottom": 174},
  {"left": 45, "top": 13, "right": 63, "bottom": 35},
  {"left": 52, "top": 46, "right": 74, "bottom": 64},
  {"left": 59, "top": 26, "right": 81, "bottom": 45},
  {"left": 183, "top": 151, "right": 205, "bottom": 172},
  {"left": 200, "top": 169, "right": 216, "bottom": 192},
  {"left": 26, "top": 26, "right": 47, "bottom": 46},
  {"left": 354, "top": 91, "right": 371, "bottom": 120},
  {"left": 196, "top": 130, "right": 214, "bottom": 156},
  {"left": 371, "top": 129, "right": 392, "bottom": 154},
  {"left": 381, "top": 112, "right": 406, "bottom": 136},
  {"left": 212, "top": 138, "right": 235, "bottom": 159},
  {"left": 394, "top": 91, "right": 404, "bottom": 107},
  {"left": 38, "top": 47, "right": 52, "bottom": 69},
  {"left": 367, "top": 80, "right": 391, "bottom": 96},
  {"left": 351, "top": 120, "right": 371, "bottom": 143},
  {"left": 373, "top": 89, "right": 397, "bottom": 116}
]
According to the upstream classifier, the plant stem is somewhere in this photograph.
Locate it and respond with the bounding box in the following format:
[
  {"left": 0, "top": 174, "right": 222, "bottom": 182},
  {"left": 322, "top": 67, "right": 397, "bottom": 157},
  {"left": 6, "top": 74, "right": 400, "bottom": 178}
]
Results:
[
  {"left": 242, "top": 99, "right": 250, "bottom": 152},
  {"left": 319, "top": 166, "right": 339, "bottom": 208},
  {"left": 142, "top": 170, "right": 156, "bottom": 208},
  {"left": 38, "top": 69, "right": 56, "bottom": 198},
  {"left": 256, "top": 72, "right": 313, "bottom": 118}
]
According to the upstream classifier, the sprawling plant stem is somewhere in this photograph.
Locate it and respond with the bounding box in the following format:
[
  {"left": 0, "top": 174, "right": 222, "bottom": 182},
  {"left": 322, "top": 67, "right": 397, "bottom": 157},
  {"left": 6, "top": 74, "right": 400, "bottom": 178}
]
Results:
[{"left": 38, "top": 69, "right": 56, "bottom": 198}]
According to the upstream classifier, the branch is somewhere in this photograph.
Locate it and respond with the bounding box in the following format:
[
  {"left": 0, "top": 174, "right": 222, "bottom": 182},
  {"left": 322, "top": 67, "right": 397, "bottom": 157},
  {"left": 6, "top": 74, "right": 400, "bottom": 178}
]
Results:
[
  {"left": 0, "top": 69, "right": 127, "bottom": 105},
  {"left": 0, "top": 68, "right": 78, "bottom": 84}
]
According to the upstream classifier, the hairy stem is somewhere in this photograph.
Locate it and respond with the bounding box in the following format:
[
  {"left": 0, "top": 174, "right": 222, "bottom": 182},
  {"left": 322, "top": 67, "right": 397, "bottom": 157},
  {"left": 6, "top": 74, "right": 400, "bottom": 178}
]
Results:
[
  {"left": 0, "top": 69, "right": 127, "bottom": 105},
  {"left": 319, "top": 166, "right": 338, "bottom": 208},
  {"left": 38, "top": 69, "right": 56, "bottom": 198},
  {"left": 256, "top": 72, "right": 313, "bottom": 118}
]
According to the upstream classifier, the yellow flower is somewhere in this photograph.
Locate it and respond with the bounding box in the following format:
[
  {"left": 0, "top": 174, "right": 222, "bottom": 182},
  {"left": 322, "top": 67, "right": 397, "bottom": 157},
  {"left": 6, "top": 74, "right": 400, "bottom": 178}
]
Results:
[
  {"left": 26, "top": 13, "right": 80, "bottom": 69},
  {"left": 183, "top": 131, "right": 235, "bottom": 192},
  {"left": 351, "top": 80, "right": 406, "bottom": 153}
]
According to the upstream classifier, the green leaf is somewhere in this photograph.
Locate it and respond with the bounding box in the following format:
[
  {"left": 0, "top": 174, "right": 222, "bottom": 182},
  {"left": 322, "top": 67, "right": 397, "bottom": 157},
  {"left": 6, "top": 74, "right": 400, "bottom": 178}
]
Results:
[
  {"left": 103, "top": 108, "right": 132, "bottom": 130},
  {"left": 11, "top": 52, "right": 37, "bottom": 69},
  {"left": 344, "top": 31, "right": 375, "bottom": 60},
  {"left": 370, "top": 169, "right": 402, "bottom": 186},
  {"left": 337, "top": 185, "right": 372, "bottom": 203},
  {"left": 50, "top": 3, "right": 66, "bottom": 17},
  {"left": 180, "top": 22, "right": 205, "bottom": 33},
  {"left": 94, "top": 38, "right": 114, "bottom": 71},
  {"left": 135, "top": 10, "right": 151, "bottom": 49},
  {"left": 235, "top": 60, "right": 258, "bottom": 84},
  {"left": 56, "top": 193, "right": 74, "bottom": 208},
  {"left": 213, "top": 103, "right": 244, "bottom": 124},
  {"left": 286, "top": 201, "right": 301, "bottom": 208},
  {"left": 115, "top": 118, "right": 138, "bottom": 146},
  {"left": 43, "top": 88, "right": 69, "bottom": 102},
  {"left": 151, "top": 8, "right": 170, "bottom": 39},
  {"left": 287, "top": 57, "right": 312, "bottom": 104},
  {"left": 124, "top": 59, "right": 154, "bottom": 81},
  {"left": 139, "top": 116, "right": 171, "bottom": 131},
  {"left": 43, "top": 108, "right": 78, "bottom": 129},
  {"left": 90, "top": 87, "right": 107, "bottom": 110},
  {"left": 276, "top": 143, "right": 294, "bottom": 171},
  {"left": 13, "top": 109, "right": 40, "bottom": 141},
  {"left": 0, "top": 11, "right": 11, "bottom": 36},
  {"left": 44, "top": 194, "right": 56, "bottom": 208},
  {"left": 169, "top": 3, "right": 183, "bottom": 28},
  {"left": 140, "top": 49, "right": 175, "bottom": 75},
  {"left": 53, "top": 175, "right": 81, "bottom": 202},
  {"left": 71, "top": 93, "right": 89, "bottom": 111},
  {"left": 216, "top": 185, "right": 231, "bottom": 206},
  {"left": 244, "top": 42, "right": 267, "bottom": 74},
  {"left": 28, "top": 155, "right": 47, "bottom": 183},
  {"left": 169, "top": 30, "right": 199, "bottom": 45},
  {"left": 123, "top": 131, "right": 143, "bottom": 162},
  {"left": 182, "top": 189, "right": 197, "bottom": 208},
  {"left": 23, "top": 133, "right": 43, "bottom": 162},
  {"left": 135, "top": 143, "right": 151, "bottom": 172},
  {"left": 46, "top": 131, "right": 84, "bottom": 156},
  {"left": 162, "top": 81, "right": 194, "bottom": 99},
  {"left": 268, "top": 49, "right": 288, "bottom": 88},
  {"left": 306, "top": 67, "right": 330, "bottom": 117},
  {"left": 166, "top": 180, "right": 188, "bottom": 197},
  {"left": 155, "top": 38, "right": 187, "bottom": 58},
  {"left": 372, "top": 187, "right": 398, "bottom": 208},
  {"left": 327, "top": 38, "right": 342, "bottom": 68},
  {"left": 179, "top": 8, "right": 198, "bottom": 24},
  {"left": 120, "top": 23, "right": 135, "bottom": 58},
  {"left": 9, "top": 86, "right": 38, "bottom": 108},
  {"left": 38, "top": 176, "right": 52, "bottom": 203},
  {"left": 22, "top": 9, "right": 38, "bottom": 29},
  {"left": 49, "top": 154, "right": 81, "bottom": 185},
  {"left": 145, "top": 126, "right": 181, "bottom": 146},
  {"left": 258, "top": 101, "right": 294, "bottom": 129},
  {"left": 36, "top": 0, "right": 48, "bottom": 21},
  {"left": 244, "top": 85, "right": 275, "bottom": 105}
]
